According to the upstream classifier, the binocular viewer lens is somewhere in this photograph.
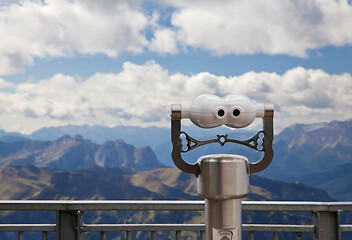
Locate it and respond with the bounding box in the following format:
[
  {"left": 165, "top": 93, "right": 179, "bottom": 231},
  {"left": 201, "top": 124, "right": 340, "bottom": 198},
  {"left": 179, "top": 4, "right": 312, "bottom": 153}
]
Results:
[{"left": 180, "top": 94, "right": 265, "bottom": 129}]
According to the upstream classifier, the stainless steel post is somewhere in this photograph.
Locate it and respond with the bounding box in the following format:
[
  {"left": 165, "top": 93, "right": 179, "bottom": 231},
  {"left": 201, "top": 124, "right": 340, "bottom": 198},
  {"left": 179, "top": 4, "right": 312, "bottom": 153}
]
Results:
[
  {"left": 197, "top": 154, "right": 249, "bottom": 240},
  {"left": 56, "top": 210, "right": 82, "bottom": 240}
]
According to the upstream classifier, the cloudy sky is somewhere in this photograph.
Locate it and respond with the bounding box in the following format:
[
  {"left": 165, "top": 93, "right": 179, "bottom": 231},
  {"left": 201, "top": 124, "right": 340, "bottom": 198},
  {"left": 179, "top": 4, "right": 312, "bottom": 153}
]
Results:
[{"left": 0, "top": 0, "right": 351, "bottom": 134}]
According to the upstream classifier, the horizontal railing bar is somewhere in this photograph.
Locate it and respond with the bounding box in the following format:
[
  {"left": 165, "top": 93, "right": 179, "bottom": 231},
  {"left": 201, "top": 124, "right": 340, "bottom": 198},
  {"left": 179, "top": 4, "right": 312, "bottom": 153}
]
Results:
[
  {"left": 0, "top": 223, "right": 349, "bottom": 234},
  {"left": 82, "top": 223, "right": 315, "bottom": 233},
  {"left": 0, "top": 224, "right": 56, "bottom": 232},
  {"left": 82, "top": 224, "right": 204, "bottom": 232},
  {"left": 243, "top": 201, "right": 352, "bottom": 212},
  {"left": 1, "top": 200, "right": 352, "bottom": 212},
  {"left": 340, "top": 225, "right": 352, "bottom": 232},
  {"left": 68, "top": 200, "right": 205, "bottom": 211},
  {"left": 0, "top": 200, "right": 204, "bottom": 211},
  {"left": 243, "top": 224, "right": 315, "bottom": 232},
  {"left": 0, "top": 223, "right": 318, "bottom": 233}
]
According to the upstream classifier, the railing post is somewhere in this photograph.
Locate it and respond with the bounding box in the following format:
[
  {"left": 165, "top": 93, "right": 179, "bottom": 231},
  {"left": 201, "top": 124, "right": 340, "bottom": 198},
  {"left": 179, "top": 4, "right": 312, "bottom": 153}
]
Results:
[
  {"left": 101, "top": 231, "right": 106, "bottom": 240},
  {"left": 18, "top": 231, "right": 23, "bottom": 240},
  {"left": 273, "top": 231, "right": 278, "bottom": 240},
  {"left": 200, "top": 231, "right": 205, "bottom": 240},
  {"left": 313, "top": 211, "right": 340, "bottom": 240},
  {"left": 56, "top": 210, "right": 83, "bottom": 240},
  {"left": 151, "top": 231, "right": 156, "bottom": 240},
  {"left": 176, "top": 230, "right": 181, "bottom": 240},
  {"left": 126, "top": 231, "right": 132, "bottom": 240},
  {"left": 42, "top": 231, "right": 48, "bottom": 240},
  {"left": 248, "top": 231, "right": 254, "bottom": 240}
]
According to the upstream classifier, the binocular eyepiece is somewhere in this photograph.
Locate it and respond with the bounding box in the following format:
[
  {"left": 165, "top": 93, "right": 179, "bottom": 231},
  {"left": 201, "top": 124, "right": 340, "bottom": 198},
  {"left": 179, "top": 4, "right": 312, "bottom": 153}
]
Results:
[{"left": 175, "top": 94, "right": 270, "bottom": 128}]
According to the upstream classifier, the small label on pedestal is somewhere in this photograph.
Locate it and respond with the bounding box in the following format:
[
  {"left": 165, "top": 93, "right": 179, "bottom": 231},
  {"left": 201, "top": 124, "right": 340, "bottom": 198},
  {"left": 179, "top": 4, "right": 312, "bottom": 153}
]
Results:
[{"left": 212, "top": 227, "right": 239, "bottom": 240}]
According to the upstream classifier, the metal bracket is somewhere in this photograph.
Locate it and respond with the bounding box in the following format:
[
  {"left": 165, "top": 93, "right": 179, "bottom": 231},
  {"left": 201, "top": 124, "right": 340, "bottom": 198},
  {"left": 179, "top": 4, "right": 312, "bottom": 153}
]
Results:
[
  {"left": 181, "top": 131, "right": 265, "bottom": 153},
  {"left": 249, "top": 117, "right": 274, "bottom": 175},
  {"left": 171, "top": 104, "right": 200, "bottom": 177},
  {"left": 171, "top": 104, "right": 274, "bottom": 177}
]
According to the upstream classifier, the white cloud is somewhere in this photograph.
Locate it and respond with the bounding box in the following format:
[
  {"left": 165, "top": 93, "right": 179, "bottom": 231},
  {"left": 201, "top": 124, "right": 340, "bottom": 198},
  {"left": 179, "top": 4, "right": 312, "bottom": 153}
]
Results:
[
  {"left": 0, "top": 0, "right": 148, "bottom": 75},
  {"left": 0, "top": 0, "right": 352, "bottom": 75},
  {"left": 167, "top": 0, "right": 352, "bottom": 56},
  {"left": 149, "top": 28, "right": 179, "bottom": 54},
  {"left": 0, "top": 61, "right": 351, "bottom": 133},
  {"left": 1, "top": 0, "right": 352, "bottom": 75}
]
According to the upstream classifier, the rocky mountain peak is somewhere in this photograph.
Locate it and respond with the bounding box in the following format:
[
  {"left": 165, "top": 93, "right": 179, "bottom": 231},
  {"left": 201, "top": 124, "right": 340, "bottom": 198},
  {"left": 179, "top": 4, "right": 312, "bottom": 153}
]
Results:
[{"left": 0, "top": 136, "right": 164, "bottom": 171}]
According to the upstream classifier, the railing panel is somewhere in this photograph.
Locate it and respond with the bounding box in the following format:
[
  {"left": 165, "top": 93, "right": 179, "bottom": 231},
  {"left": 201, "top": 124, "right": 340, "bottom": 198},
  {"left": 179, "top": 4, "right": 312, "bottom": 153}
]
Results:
[{"left": 0, "top": 200, "right": 351, "bottom": 240}]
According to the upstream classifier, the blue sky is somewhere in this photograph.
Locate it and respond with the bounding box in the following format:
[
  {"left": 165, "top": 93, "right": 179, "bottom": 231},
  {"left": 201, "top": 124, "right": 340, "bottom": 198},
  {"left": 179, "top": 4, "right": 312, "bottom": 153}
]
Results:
[{"left": 0, "top": 0, "right": 351, "bottom": 133}]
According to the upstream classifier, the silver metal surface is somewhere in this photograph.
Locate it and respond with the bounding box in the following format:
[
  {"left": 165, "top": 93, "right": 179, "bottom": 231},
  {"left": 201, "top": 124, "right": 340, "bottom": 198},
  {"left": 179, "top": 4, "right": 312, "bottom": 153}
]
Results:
[
  {"left": 56, "top": 210, "right": 81, "bottom": 240},
  {"left": 313, "top": 211, "right": 341, "bottom": 240},
  {"left": 171, "top": 104, "right": 182, "bottom": 119},
  {"left": 0, "top": 224, "right": 55, "bottom": 232},
  {"left": 197, "top": 155, "right": 249, "bottom": 199},
  {"left": 206, "top": 199, "right": 242, "bottom": 240},
  {"left": 0, "top": 200, "right": 205, "bottom": 211},
  {"left": 264, "top": 104, "right": 274, "bottom": 118},
  {"left": 243, "top": 224, "right": 314, "bottom": 232},
  {"left": 197, "top": 155, "right": 249, "bottom": 240},
  {"left": 1, "top": 200, "right": 352, "bottom": 211},
  {"left": 82, "top": 224, "right": 204, "bottom": 232}
]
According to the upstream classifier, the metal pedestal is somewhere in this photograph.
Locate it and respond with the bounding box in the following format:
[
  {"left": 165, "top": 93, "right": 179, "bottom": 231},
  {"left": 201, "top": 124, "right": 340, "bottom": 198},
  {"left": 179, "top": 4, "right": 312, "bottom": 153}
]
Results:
[{"left": 197, "top": 154, "right": 249, "bottom": 240}]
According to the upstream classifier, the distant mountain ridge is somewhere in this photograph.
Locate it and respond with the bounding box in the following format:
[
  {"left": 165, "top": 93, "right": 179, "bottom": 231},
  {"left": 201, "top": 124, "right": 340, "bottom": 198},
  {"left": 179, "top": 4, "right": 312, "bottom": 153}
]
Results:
[
  {"left": 0, "top": 164, "right": 333, "bottom": 201},
  {"left": 0, "top": 124, "right": 243, "bottom": 148},
  {"left": 0, "top": 125, "right": 171, "bottom": 148},
  {"left": 265, "top": 119, "right": 352, "bottom": 178},
  {"left": 1, "top": 119, "right": 352, "bottom": 200},
  {"left": 0, "top": 135, "right": 163, "bottom": 171}
]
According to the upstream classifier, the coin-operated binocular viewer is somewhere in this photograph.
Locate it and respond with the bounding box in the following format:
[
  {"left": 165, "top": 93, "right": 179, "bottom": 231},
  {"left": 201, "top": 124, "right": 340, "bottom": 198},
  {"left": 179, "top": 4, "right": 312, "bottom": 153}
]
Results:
[{"left": 171, "top": 94, "right": 274, "bottom": 240}]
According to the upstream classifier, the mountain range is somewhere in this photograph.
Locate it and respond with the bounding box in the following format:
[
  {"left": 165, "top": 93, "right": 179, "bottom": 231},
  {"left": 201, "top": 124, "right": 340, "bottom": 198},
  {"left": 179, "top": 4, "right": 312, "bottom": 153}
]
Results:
[
  {"left": 0, "top": 134, "right": 163, "bottom": 171},
  {"left": 1, "top": 119, "right": 352, "bottom": 201},
  {"left": 154, "top": 119, "right": 352, "bottom": 200},
  {"left": 267, "top": 119, "right": 352, "bottom": 177},
  {"left": 264, "top": 119, "right": 352, "bottom": 200},
  {"left": 0, "top": 124, "right": 245, "bottom": 149},
  {"left": 1, "top": 164, "right": 331, "bottom": 201}
]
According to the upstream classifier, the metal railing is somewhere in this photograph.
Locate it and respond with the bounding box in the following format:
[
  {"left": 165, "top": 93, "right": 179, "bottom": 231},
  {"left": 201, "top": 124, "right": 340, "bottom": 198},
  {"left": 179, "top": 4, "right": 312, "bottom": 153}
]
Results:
[{"left": 0, "top": 200, "right": 351, "bottom": 239}]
